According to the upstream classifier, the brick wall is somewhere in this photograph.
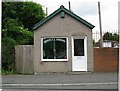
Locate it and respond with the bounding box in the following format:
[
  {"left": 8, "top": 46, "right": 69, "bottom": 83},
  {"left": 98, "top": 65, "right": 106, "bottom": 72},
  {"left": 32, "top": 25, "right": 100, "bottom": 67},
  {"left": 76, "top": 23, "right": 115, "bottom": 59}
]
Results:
[{"left": 94, "top": 48, "right": 119, "bottom": 72}]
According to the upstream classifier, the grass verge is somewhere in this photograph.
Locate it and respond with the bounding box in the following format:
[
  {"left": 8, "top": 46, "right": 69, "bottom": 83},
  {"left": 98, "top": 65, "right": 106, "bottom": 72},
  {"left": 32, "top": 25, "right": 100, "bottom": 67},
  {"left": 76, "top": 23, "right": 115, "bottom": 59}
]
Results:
[{"left": 0, "top": 70, "right": 14, "bottom": 75}]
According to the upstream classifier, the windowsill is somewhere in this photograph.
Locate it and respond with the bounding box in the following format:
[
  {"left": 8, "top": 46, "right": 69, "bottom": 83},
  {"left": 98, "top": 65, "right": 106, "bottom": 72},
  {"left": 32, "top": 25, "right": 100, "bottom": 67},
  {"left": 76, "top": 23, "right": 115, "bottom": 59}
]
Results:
[{"left": 41, "top": 59, "right": 68, "bottom": 62}]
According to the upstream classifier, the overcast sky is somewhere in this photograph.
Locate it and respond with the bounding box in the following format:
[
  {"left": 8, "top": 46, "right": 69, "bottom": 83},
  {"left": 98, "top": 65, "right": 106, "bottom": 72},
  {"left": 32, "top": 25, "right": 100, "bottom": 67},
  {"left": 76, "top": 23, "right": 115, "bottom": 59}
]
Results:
[
  {"left": 30, "top": 0, "right": 119, "bottom": 33},
  {"left": 3, "top": 0, "right": 119, "bottom": 32}
]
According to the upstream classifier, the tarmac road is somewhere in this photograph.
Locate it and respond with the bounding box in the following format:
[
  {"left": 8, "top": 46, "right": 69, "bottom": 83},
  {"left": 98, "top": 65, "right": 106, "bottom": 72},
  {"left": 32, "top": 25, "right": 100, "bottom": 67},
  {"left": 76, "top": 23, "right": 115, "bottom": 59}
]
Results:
[
  {"left": 2, "top": 72, "right": 118, "bottom": 90},
  {"left": 1, "top": 89, "right": 118, "bottom": 91}
]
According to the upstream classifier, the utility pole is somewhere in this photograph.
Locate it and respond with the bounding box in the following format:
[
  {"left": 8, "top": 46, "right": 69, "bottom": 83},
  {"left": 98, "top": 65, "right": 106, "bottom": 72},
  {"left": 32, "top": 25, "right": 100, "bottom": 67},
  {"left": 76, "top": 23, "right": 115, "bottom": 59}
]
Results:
[
  {"left": 69, "top": 1, "right": 71, "bottom": 11},
  {"left": 46, "top": 7, "right": 48, "bottom": 17},
  {"left": 98, "top": 2, "right": 103, "bottom": 48}
]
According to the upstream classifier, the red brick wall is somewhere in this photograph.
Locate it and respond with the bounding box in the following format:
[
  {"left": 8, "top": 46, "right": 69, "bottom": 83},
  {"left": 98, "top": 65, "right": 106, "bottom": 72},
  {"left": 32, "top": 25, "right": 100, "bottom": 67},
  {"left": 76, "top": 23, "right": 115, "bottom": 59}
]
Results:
[{"left": 94, "top": 48, "right": 119, "bottom": 72}]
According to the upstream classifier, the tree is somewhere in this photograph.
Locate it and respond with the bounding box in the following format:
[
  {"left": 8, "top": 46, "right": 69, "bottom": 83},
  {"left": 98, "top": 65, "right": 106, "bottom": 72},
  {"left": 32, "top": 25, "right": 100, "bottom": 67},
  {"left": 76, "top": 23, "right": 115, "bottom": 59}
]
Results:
[
  {"left": 2, "top": 37, "right": 17, "bottom": 71},
  {"left": 2, "top": 1, "right": 45, "bottom": 72},
  {"left": 103, "top": 32, "right": 119, "bottom": 41},
  {"left": 2, "top": 18, "right": 34, "bottom": 71},
  {"left": 2, "top": 18, "right": 33, "bottom": 44},
  {"left": 93, "top": 40, "right": 96, "bottom": 47},
  {"left": 2, "top": 2, "right": 45, "bottom": 30}
]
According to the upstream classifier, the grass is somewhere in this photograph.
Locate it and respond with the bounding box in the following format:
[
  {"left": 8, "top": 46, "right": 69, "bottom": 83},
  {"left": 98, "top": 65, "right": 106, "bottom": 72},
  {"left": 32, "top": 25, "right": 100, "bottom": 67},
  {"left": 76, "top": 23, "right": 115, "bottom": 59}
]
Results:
[
  {"left": 0, "top": 70, "right": 14, "bottom": 75},
  {"left": 0, "top": 70, "right": 34, "bottom": 75}
]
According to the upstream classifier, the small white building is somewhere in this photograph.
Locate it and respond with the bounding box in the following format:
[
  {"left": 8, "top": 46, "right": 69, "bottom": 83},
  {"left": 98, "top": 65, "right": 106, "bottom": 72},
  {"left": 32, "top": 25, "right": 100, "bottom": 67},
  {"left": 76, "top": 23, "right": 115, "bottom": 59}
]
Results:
[{"left": 103, "top": 41, "right": 112, "bottom": 47}]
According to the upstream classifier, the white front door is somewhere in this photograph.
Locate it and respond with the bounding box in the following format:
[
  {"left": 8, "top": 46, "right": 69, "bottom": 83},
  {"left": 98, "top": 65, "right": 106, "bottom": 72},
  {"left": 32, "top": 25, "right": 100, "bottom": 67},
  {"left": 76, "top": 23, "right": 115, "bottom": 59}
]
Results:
[{"left": 72, "top": 36, "right": 87, "bottom": 71}]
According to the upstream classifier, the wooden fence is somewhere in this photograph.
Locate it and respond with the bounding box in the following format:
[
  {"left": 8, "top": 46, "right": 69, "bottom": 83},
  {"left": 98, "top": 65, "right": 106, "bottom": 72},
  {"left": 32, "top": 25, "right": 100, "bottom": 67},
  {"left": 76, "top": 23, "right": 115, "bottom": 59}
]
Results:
[{"left": 15, "top": 45, "right": 34, "bottom": 74}]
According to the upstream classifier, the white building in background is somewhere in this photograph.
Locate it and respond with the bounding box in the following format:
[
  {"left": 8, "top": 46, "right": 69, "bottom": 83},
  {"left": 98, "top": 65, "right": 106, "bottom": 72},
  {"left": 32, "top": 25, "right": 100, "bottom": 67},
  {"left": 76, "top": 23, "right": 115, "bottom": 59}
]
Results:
[
  {"left": 103, "top": 40, "right": 119, "bottom": 48},
  {"left": 95, "top": 40, "right": 119, "bottom": 48},
  {"left": 103, "top": 41, "right": 112, "bottom": 47}
]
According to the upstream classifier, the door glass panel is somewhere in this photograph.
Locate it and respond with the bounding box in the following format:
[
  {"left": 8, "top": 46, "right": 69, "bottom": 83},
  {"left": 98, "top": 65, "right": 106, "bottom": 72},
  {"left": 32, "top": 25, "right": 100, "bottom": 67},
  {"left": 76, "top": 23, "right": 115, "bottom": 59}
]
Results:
[{"left": 74, "top": 39, "right": 84, "bottom": 56}]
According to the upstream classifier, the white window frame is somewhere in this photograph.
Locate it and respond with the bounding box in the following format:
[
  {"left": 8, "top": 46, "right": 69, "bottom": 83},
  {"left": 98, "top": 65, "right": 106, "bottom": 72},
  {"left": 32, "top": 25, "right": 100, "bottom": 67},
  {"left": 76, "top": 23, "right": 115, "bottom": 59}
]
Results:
[{"left": 41, "top": 37, "right": 68, "bottom": 61}]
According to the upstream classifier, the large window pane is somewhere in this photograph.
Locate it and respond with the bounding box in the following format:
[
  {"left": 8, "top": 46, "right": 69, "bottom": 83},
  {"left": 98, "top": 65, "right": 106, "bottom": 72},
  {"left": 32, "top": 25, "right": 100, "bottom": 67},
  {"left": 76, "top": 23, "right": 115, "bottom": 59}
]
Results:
[
  {"left": 43, "top": 38, "right": 67, "bottom": 59},
  {"left": 74, "top": 39, "right": 84, "bottom": 56},
  {"left": 43, "top": 38, "right": 54, "bottom": 59},
  {"left": 56, "top": 38, "right": 67, "bottom": 59}
]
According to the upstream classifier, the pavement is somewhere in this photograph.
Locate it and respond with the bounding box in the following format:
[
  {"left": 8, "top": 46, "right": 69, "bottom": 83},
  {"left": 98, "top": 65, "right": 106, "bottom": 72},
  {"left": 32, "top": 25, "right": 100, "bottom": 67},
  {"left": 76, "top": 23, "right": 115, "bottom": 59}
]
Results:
[{"left": 1, "top": 72, "right": 119, "bottom": 90}]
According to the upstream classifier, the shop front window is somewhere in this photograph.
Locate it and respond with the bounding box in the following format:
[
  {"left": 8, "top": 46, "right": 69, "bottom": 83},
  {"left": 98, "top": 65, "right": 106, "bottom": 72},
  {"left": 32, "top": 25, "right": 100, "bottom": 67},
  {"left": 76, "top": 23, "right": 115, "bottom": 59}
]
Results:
[{"left": 42, "top": 37, "right": 68, "bottom": 61}]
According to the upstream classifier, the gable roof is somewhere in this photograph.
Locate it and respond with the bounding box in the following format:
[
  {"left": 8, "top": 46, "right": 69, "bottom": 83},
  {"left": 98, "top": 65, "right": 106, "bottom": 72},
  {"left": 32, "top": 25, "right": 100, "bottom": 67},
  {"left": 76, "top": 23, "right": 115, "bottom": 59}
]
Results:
[{"left": 33, "top": 5, "right": 95, "bottom": 30}]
